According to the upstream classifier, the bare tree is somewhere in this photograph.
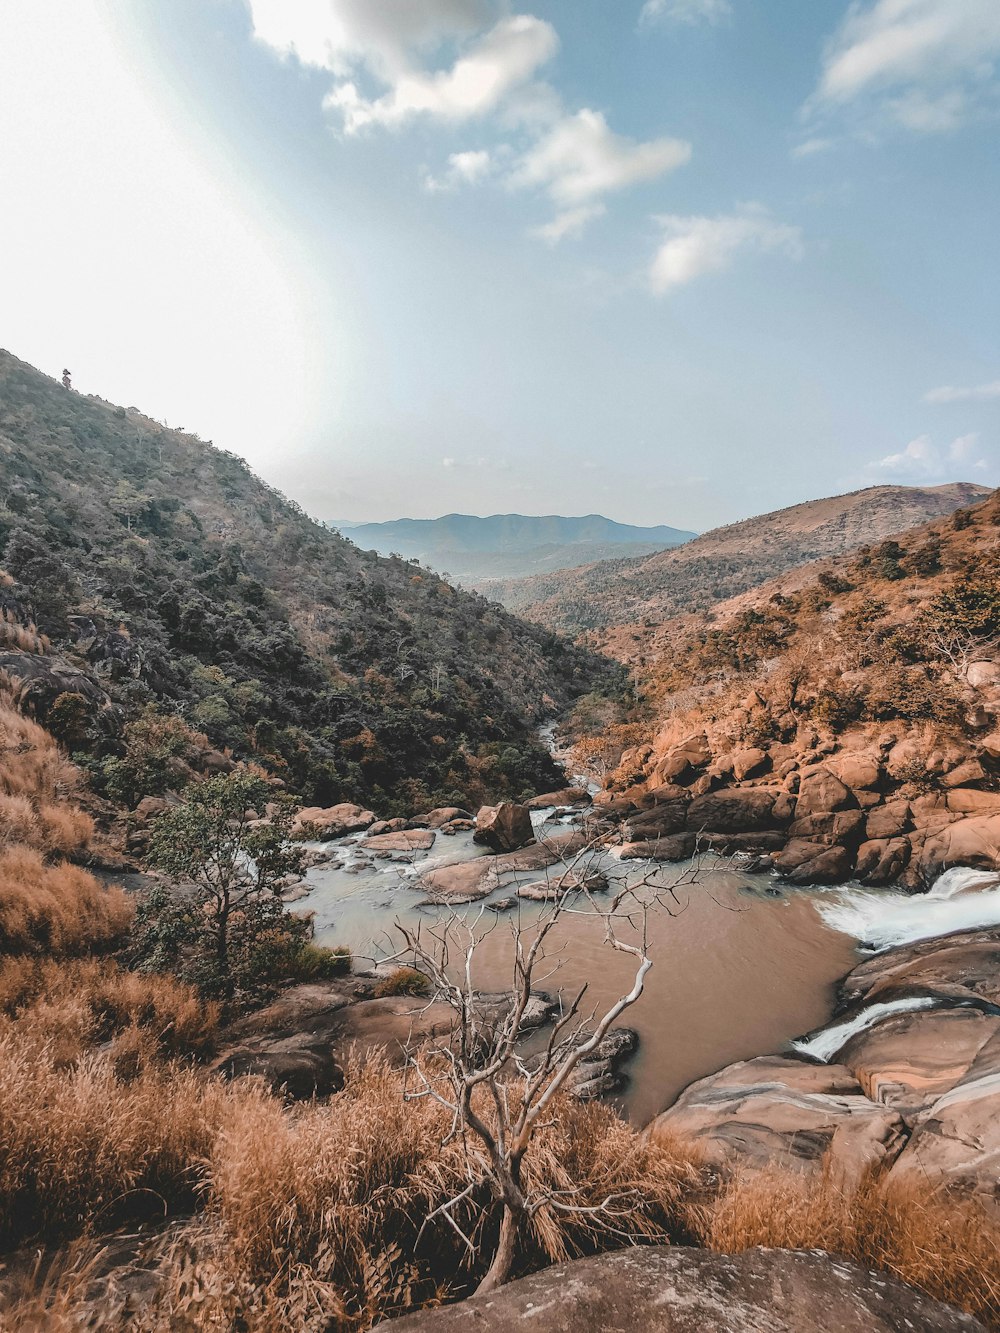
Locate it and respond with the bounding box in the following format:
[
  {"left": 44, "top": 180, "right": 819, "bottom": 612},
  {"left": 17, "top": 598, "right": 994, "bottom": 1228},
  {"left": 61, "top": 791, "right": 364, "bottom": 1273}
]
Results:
[{"left": 388, "top": 839, "right": 702, "bottom": 1293}]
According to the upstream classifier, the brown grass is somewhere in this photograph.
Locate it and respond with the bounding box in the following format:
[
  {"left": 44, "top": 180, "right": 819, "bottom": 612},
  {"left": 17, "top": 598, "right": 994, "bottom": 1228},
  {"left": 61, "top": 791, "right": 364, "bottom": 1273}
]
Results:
[
  {"left": 687, "top": 1164, "right": 1000, "bottom": 1327},
  {"left": 0, "top": 696, "right": 93, "bottom": 856},
  {"left": 0, "top": 845, "right": 132, "bottom": 954}
]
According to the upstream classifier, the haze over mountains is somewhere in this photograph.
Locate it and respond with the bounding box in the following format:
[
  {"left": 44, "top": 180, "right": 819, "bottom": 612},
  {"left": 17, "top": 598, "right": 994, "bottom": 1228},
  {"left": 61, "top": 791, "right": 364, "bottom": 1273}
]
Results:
[
  {"left": 330, "top": 513, "right": 695, "bottom": 583},
  {"left": 483, "top": 484, "right": 991, "bottom": 639}
]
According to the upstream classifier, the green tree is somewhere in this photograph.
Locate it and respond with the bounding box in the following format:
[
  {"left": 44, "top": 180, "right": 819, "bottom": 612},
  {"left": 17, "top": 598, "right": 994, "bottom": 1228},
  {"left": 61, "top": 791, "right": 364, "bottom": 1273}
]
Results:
[{"left": 133, "top": 771, "right": 307, "bottom": 1004}]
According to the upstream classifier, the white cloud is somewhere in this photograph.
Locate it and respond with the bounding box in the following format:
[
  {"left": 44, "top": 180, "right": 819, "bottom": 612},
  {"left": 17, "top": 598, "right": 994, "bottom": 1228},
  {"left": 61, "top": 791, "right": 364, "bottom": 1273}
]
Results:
[
  {"left": 248, "top": 2, "right": 557, "bottom": 132},
  {"left": 513, "top": 108, "right": 691, "bottom": 214},
  {"left": 423, "top": 147, "right": 494, "bottom": 191},
  {"left": 532, "top": 203, "right": 606, "bottom": 244},
  {"left": 649, "top": 205, "right": 802, "bottom": 294},
  {"left": 791, "top": 136, "right": 835, "bottom": 158},
  {"left": 869, "top": 432, "right": 989, "bottom": 478},
  {"left": 925, "top": 378, "right": 1000, "bottom": 403},
  {"left": 809, "top": 0, "right": 1000, "bottom": 133},
  {"left": 640, "top": 0, "right": 732, "bottom": 25}
]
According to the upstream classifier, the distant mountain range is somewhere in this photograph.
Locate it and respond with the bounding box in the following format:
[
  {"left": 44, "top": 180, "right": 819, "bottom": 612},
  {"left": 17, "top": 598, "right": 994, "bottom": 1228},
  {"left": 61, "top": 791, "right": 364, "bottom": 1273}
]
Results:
[
  {"left": 328, "top": 513, "right": 696, "bottom": 582},
  {"left": 479, "top": 483, "right": 993, "bottom": 637}
]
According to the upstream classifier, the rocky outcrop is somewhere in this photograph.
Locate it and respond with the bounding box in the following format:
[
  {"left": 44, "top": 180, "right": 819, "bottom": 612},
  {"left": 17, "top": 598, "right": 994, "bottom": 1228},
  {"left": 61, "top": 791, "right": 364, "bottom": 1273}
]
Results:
[
  {"left": 474, "top": 802, "right": 535, "bottom": 852},
  {"left": 417, "top": 832, "right": 588, "bottom": 902},
  {"left": 524, "top": 786, "right": 592, "bottom": 809},
  {"left": 652, "top": 927, "right": 1000, "bottom": 1209},
  {"left": 375, "top": 1245, "right": 985, "bottom": 1332}
]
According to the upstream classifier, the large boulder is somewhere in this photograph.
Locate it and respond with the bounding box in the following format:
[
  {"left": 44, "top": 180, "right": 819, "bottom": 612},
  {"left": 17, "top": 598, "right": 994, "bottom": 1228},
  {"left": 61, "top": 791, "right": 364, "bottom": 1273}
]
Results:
[
  {"left": 838, "top": 926, "right": 1000, "bottom": 1010},
  {"left": 618, "top": 833, "right": 697, "bottom": 862},
  {"left": 686, "top": 788, "right": 792, "bottom": 834},
  {"left": 293, "top": 803, "right": 376, "bottom": 839},
  {"left": 214, "top": 1040, "right": 343, "bottom": 1100},
  {"left": 921, "top": 814, "right": 1000, "bottom": 876},
  {"left": 474, "top": 802, "right": 535, "bottom": 852},
  {"left": 854, "top": 837, "right": 911, "bottom": 885},
  {"left": 418, "top": 832, "right": 588, "bottom": 902},
  {"left": 795, "top": 767, "right": 856, "bottom": 816},
  {"left": 408, "top": 806, "right": 474, "bottom": 828},
  {"left": 774, "top": 839, "right": 854, "bottom": 884},
  {"left": 363, "top": 829, "right": 436, "bottom": 854},
  {"left": 624, "top": 798, "right": 690, "bottom": 841},
  {"left": 865, "top": 800, "right": 912, "bottom": 840},
  {"left": 374, "top": 1246, "right": 984, "bottom": 1332},
  {"left": 648, "top": 1055, "right": 906, "bottom": 1186},
  {"left": 516, "top": 871, "right": 607, "bottom": 901},
  {"left": 524, "top": 787, "right": 591, "bottom": 809}
]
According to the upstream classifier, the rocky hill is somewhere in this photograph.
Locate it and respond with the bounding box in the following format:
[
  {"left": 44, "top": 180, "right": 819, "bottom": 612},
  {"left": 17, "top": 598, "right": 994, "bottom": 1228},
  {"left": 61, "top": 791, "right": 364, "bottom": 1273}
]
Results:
[
  {"left": 0, "top": 351, "right": 619, "bottom": 813},
  {"left": 574, "top": 486, "right": 1000, "bottom": 892},
  {"left": 489, "top": 484, "right": 990, "bottom": 636},
  {"left": 335, "top": 512, "right": 695, "bottom": 583}
]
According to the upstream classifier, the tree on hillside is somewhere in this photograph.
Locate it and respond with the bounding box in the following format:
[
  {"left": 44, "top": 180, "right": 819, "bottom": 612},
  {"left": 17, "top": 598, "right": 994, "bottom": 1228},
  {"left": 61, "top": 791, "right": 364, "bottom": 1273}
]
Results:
[
  {"left": 132, "top": 770, "right": 308, "bottom": 1004},
  {"left": 389, "top": 841, "right": 702, "bottom": 1293}
]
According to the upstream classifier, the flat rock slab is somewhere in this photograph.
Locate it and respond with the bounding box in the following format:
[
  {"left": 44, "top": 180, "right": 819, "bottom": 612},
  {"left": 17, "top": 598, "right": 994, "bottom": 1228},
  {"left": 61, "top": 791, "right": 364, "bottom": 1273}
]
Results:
[
  {"left": 839, "top": 926, "right": 1000, "bottom": 1010},
  {"left": 417, "top": 833, "right": 590, "bottom": 902},
  {"left": 524, "top": 787, "right": 592, "bottom": 809},
  {"left": 374, "top": 1246, "right": 984, "bottom": 1332},
  {"left": 517, "top": 872, "right": 608, "bottom": 901},
  {"left": 364, "top": 829, "right": 436, "bottom": 853}
]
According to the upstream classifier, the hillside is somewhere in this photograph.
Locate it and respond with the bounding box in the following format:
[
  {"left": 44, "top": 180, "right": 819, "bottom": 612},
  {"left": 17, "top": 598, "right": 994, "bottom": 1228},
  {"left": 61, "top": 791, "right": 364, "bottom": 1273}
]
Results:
[
  {"left": 488, "top": 484, "right": 991, "bottom": 636},
  {"left": 570, "top": 486, "right": 1000, "bottom": 893},
  {"left": 0, "top": 351, "right": 619, "bottom": 813},
  {"left": 333, "top": 512, "right": 695, "bottom": 583}
]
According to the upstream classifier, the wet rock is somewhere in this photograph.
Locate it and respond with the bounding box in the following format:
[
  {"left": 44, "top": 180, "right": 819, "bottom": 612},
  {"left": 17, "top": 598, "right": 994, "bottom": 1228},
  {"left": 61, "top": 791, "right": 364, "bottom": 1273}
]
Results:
[
  {"left": 474, "top": 802, "right": 535, "bottom": 852},
  {"left": 417, "top": 833, "right": 588, "bottom": 903},
  {"left": 486, "top": 896, "right": 518, "bottom": 912},
  {"left": 775, "top": 839, "right": 853, "bottom": 884},
  {"left": 649, "top": 1055, "right": 907, "bottom": 1186},
  {"left": 516, "top": 871, "right": 608, "bottom": 901},
  {"left": 375, "top": 1246, "right": 985, "bottom": 1333},
  {"left": 854, "top": 837, "right": 911, "bottom": 885},
  {"left": 363, "top": 829, "right": 436, "bottom": 854},
  {"left": 569, "top": 1028, "right": 638, "bottom": 1100},
  {"left": 473, "top": 990, "right": 558, "bottom": 1033},
  {"left": 619, "top": 833, "right": 696, "bottom": 862},
  {"left": 839, "top": 926, "right": 1000, "bottom": 1011},
  {"left": 408, "top": 806, "right": 474, "bottom": 828},
  {"left": 921, "top": 813, "right": 1000, "bottom": 876},
  {"left": 367, "top": 818, "right": 409, "bottom": 836}
]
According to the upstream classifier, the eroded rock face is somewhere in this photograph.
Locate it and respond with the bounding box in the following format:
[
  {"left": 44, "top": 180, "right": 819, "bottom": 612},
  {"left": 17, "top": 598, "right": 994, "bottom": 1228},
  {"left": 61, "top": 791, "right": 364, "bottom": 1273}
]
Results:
[
  {"left": 474, "top": 802, "right": 535, "bottom": 852},
  {"left": 374, "top": 1246, "right": 985, "bottom": 1333}
]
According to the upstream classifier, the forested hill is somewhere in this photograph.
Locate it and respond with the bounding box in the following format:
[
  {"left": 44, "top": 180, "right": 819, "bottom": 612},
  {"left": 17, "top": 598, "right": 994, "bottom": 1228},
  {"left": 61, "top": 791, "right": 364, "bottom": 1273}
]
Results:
[{"left": 0, "top": 351, "right": 618, "bottom": 812}]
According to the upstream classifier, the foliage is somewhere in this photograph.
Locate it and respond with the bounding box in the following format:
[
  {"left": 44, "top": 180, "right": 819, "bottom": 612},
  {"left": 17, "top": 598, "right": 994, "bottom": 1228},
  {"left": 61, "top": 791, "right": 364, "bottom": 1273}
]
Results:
[
  {"left": 98, "top": 707, "right": 201, "bottom": 807},
  {"left": 372, "top": 967, "right": 428, "bottom": 998},
  {"left": 132, "top": 772, "right": 308, "bottom": 1005}
]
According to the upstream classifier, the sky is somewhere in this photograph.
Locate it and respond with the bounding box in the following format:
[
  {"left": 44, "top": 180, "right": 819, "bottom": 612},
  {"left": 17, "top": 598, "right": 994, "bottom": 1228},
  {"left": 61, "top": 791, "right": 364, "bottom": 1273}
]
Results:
[{"left": 1, "top": 0, "right": 998, "bottom": 531}]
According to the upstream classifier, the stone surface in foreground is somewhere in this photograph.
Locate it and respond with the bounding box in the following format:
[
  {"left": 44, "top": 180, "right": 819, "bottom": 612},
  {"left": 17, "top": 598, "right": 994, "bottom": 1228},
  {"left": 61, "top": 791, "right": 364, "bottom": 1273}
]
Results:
[{"left": 374, "top": 1246, "right": 984, "bottom": 1332}]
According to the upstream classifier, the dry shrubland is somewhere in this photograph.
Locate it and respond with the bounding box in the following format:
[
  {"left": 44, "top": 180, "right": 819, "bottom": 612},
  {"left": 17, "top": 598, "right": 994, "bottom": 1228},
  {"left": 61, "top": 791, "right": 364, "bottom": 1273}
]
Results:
[
  {"left": 0, "top": 695, "right": 94, "bottom": 856},
  {"left": 687, "top": 1165, "right": 1000, "bottom": 1327},
  {"left": 0, "top": 845, "right": 131, "bottom": 954}
]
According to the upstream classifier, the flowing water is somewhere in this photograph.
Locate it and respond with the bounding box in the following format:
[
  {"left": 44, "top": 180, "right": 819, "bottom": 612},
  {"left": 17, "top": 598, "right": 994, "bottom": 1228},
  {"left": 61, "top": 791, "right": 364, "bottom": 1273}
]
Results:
[{"left": 301, "top": 804, "right": 1000, "bottom": 1124}]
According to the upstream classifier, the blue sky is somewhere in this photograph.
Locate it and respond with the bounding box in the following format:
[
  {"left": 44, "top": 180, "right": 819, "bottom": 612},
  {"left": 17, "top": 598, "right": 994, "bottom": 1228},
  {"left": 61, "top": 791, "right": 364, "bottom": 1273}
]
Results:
[{"left": 1, "top": 0, "right": 998, "bottom": 529}]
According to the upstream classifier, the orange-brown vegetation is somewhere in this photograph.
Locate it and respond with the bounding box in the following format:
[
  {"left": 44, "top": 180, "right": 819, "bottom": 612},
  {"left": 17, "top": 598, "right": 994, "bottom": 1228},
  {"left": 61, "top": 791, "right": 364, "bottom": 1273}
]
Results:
[
  {"left": 687, "top": 1166, "right": 1000, "bottom": 1328},
  {"left": 0, "top": 695, "right": 94, "bottom": 857}
]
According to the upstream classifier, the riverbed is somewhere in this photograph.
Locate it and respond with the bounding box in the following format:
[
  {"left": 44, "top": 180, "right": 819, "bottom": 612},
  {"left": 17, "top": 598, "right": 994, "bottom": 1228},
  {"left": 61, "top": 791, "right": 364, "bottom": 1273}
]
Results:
[{"left": 302, "top": 806, "right": 864, "bottom": 1124}]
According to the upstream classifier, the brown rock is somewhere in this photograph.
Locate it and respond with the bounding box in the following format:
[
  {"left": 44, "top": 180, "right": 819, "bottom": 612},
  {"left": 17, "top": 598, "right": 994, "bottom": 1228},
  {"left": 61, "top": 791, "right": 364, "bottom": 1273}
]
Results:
[
  {"left": 516, "top": 871, "right": 607, "bottom": 901},
  {"left": 367, "top": 818, "right": 409, "bottom": 836},
  {"left": 865, "top": 800, "right": 912, "bottom": 840},
  {"left": 618, "top": 833, "right": 696, "bottom": 862},
  {"left": 524, "top": 788, "right": 591, "bottom": 809},
  {"left": 687, "top": 788, "right": 788, "bottom": 834},
  {"left": 775, "top": 839, "right": 853, "bottom": 884},
  {"left": 375, "top": 1246, "right": 985, "bottom": 1333},
  {"left": 624, "top": 799, "right": 689, "bottom": 841},
  {"left": 731, "top": 747, "right": 769, "bottom": 779},
  {"left": 855, "top": 837, "right": 911, "bottom": 885},
  {"left": 829, "top": 752, "right": 882, "bottom": 791},
  {"left": 795, "top": 767, "right": 856, "bottom": 815},
  {"left": 947, "top": 789, "right": 1000, "bottom": 815},
  {"left": 649, "top": 1055, "right": 906, "bottom": 1185},
  {"left": 921, "top": 813, "right": 1000, "bottom": 875},
  {"left": 941, "top": 758, "right": 989, "bottom": 789},
  {"left": 474, "top": 802, "right": 535, "bottom": 852},
  {"left": 979, "top": 729, "right": 1000, "bottom": 761},
  {"left": 293, "top": 803, "right": 376, "bottom": 839},
  {"left": 363, "top": 829, "right": 436, "bottom": 854}
]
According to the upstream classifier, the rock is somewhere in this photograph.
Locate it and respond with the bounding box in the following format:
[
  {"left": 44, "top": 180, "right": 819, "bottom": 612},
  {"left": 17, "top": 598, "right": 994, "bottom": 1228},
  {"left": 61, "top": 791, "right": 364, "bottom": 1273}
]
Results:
[
  {"left": 524, "top": 787, "right": 591, "bottom": 809},
  {"left": 409, "top": 806, "right": 474, "bottom": 828},
  {"left": 795, "top": 767, "right": 856, "bottom": 815},
  {"left": 516, "top": 871, "right": 607, "bottom": 901},
  {"left": 839, "top": 927, "right": 1000, "bottom": 1011},
  {"left": 367, "top": 818, "right": 409, "bottom": 836},
  {"left": 854, "top": 837, "right": 911, "bottom": 885},
  {"left": 618, "top": 833, "right": 696, "bottom": 862},
  {"left": 731, "top": 747, "right": 769, "bottom": 779},
  {"left": 947, "top": 789, "right": 1000, "bottom": 815},
  {"left": 921, "top": 814, "right": 1000, "bottom": 876},
  {"left": 835, "top": 1008, "right": 1000, "bottom": 1115},
  {"left": 486, "top": 896, "right": 517, "bottom": 912},
  {"left": 363, "top": 829, "right": 436, "bottom": 854},
  {"left": 865, "top": 800, "right": 912, "bottom": 840},
  {"left": 375, "top": 1246, "right": 985, "bottom": 1333},
  {"left": 132, "top": 794, "right": 180, "bottom": 823},
  {"left": 966, "top": 660, "right": 1000, "bottom": 690},
  {"left": 941, "top": 758, "right": 989, "bottom": 789},
  {"left": 418, "top": 833, "right": 588, "bottom": 902},
  {"left": 888, "top": 1030, "right": 1000, "bottom": 1208},
  {"left": 980, "top": 730, "right": 1000, "bottom": 761},
  {"left": 654, "top": 732, "right": 712, "bottom": 784},
  {"left": 774, "top": 839, "right": 853, "bottom": 884},
  {"left": 473, "top": 990, "right": 558, "bottom": 1033},
  {"left": 701, "top": 831, "right": 787, "bottom": 855},
  {"left": 474, "top": 802, "right": 535, "bottom": 852},
  {"left": 686, "top": 788, "right": 790, "bottom": 834},
  {"left": 215, "top": 1040, "right": 344, "bottom": 1099},
  {"left": 292, "top": 803, "right": 376, "bottom": 839},
  {"left": 829, "top": 752, "right": 882, "bottom": 791},
  {"left": 624, "top": 798, "right": 690, "bottom": 840},
  {"left": 649, "top": 1055, "right": 907, "bottom": 1186}
]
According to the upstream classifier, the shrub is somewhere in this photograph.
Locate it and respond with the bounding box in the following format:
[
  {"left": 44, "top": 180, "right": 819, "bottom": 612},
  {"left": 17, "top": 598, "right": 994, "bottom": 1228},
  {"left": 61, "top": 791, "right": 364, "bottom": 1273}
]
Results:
[
  {"left": 372, "top": 967, "right": 429, "bottom": 999},
  {"left": 285, "top": 943, "right": 352, "bottom": 982},
  {"left": 0, "top": 846, "right": 132, "bottom": 956}
]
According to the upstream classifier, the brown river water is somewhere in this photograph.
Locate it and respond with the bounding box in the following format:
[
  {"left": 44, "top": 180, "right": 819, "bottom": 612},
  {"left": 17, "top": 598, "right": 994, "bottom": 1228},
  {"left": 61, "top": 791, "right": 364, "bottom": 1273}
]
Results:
[{"left": 303, "top": 810, "right": 859, "bottom": 1125}]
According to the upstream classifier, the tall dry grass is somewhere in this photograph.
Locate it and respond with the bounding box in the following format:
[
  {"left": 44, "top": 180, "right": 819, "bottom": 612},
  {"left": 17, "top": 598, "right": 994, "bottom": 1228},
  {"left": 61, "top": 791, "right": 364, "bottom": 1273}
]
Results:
[
  {"left": 687, "top": 1164, "right": 1000, "bottom": 1327},
  {"left": 0, "top": 695, "right": 93, "bottom": 856},
  {"left": 0, "top": 845, "right": 132, "bottom": 954}
]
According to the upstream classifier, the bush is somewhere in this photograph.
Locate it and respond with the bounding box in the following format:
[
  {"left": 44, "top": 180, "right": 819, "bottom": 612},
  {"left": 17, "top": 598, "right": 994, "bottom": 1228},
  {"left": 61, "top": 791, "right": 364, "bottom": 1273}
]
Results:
[
  {"left": 0, "top": 846, "right": 132, "bottom": 956},
  {"left": 285, "top": 943, "right": 352, "bottom": 982},
  {"left": 372, "top": 967, "right": 429, "bottom": 999}
]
